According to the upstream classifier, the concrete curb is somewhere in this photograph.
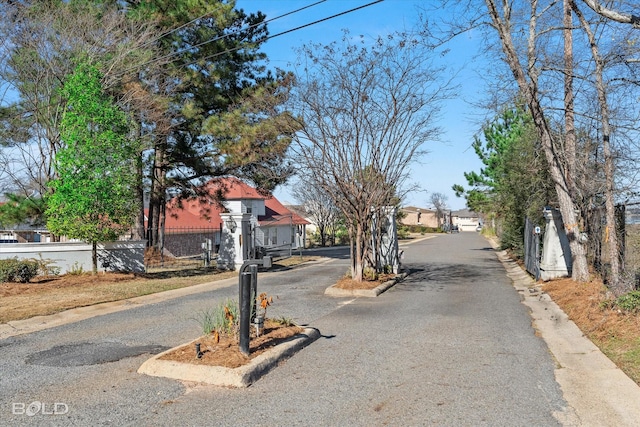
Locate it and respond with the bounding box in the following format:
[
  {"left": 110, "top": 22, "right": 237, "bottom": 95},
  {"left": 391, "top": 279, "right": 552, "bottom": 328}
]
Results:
[
  {"left": 138, "top": 327, "right": 320, "bottom": 388},
  {"left": 324, "top": 272, "right": 407, "bottom": 297},
  {"left": 489, "top": 238, "right": 640, "bottom": 426}
]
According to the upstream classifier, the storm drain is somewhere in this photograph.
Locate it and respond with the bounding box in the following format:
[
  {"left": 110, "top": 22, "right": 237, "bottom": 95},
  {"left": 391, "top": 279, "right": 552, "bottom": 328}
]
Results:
[{"left": 25, "top": 341, "right": 169, "bottom": 367}]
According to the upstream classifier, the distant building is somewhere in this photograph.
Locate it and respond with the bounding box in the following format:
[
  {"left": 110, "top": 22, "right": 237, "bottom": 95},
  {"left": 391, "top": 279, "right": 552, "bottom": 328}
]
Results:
[
  {"left": 451, "top": 208, "right": 481, "bottom": 231},
  {"left": 400, "top": 206, "right": 439, "bottom": 228},
  {"left": 284, "top": 204, "right": 318, "bottom": 236},
  {"left": 157, "top": 177, "right": 309, "bottom": 252}
]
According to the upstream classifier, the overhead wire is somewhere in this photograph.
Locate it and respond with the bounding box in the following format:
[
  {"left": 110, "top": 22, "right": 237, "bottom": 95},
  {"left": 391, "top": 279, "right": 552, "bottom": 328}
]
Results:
[
  {"left": 123, "top": 0, "right": 328, "bottom": 75},
  {"left": 125, "top": 0, "right": 383, "bottom": 74}
]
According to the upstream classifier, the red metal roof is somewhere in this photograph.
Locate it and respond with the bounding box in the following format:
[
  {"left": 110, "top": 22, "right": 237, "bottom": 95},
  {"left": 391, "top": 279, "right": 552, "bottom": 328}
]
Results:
[
  {"left": 148, "top": 178, "right": 309, "bottom": 228},
  {"left": 261, "top": 196, "right": 309, "bottom": 226},
  {"left": 202, "top": 176, "right": 264, "bottom": 200}
]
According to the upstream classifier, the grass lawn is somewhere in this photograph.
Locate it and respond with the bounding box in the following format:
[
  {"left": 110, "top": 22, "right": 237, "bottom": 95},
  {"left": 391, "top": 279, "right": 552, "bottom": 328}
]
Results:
[{"left": 0, "top": 256, "right": 320, "bottom": 323}]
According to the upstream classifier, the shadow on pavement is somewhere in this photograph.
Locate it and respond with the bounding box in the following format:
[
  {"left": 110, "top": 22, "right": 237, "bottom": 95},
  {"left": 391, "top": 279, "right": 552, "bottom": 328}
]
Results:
[{"left": 400, "top": 263, "right": 485, "bottom": 286}]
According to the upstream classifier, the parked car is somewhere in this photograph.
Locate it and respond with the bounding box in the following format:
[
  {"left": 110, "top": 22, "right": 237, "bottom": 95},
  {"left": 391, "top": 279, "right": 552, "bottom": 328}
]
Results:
[
  {"left": 476, "top": 225, "right": 482, "bottom": 232},
  {"left": 451, "top": 225, "right": 459, "bottom": 233}
]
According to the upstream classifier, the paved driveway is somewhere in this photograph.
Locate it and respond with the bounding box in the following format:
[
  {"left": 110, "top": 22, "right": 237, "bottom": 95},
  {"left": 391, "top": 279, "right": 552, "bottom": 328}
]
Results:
[{"left": 1, "top": 233, "right": 570, "bottom": 426}]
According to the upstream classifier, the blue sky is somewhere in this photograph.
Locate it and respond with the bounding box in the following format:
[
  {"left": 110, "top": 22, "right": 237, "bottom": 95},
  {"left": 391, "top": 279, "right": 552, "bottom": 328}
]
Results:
[{"left": 236, "top": 0, "right": 487, "bottom": 210}]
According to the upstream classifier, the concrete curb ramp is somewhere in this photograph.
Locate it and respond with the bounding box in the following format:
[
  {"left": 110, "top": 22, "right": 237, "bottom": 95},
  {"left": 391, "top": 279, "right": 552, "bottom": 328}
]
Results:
[
  {"left": 138, "top": 327, "right": 320, "bottom": 388},
  {"left": 324, "top": 273, "right": 407, "bottom": 297}
]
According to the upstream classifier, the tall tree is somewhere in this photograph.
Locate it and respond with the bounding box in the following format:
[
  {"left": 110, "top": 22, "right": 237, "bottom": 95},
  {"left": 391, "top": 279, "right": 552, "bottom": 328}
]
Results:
[
  {"left": 291, "top": 31, "right": 449, "bottom": 281},
  {"left": 429, "top": 192, "right": 448, "bottom": 229},
  {"left": 454, "top": 106, "right": 553, "bottom": 253},
  {"left": 482, "top": 0, "right": 591, "bottom": 281},
  {"left": 122, "top": 1, "right": 297, "bottom": 249},
  {"left": 0, "top": 0, "right": 159, "bottom": 223},
  {"left": 47, "top": 62, "right": 139, "bottom": 273},
  {"left": 572, "top": 0, "right": 623, "bottom": 291},
  {"left": 293, "top": 175, "right": 340, "bottom": 247}
]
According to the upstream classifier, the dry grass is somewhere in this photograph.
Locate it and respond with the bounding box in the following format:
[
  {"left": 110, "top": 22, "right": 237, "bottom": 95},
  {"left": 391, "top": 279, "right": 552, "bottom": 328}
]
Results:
[
  {"left": 0, "top": 270, "right": 236, "bottom": 323},
  {"left": 0, "top": 256, "right": 320, "bottom": 324},
  {"left": 543, "top": 278, "right": 640, "bottom": 385}
]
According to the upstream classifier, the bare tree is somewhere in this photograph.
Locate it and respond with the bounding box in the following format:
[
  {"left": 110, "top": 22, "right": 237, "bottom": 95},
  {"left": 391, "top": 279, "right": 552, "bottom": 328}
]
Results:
[
  {"left": 481, "top": 0, "right": 591, "bottom": 281},
  {"left": 571, "top": 0, "right": 625, "bottom": 291},
  {"left": 293, "top": 176, "right": 340, "bottom": 247},
  {"left": 430, "top": 192, "right": 448, "bottom": 229},
  {"left": 291, "top": 30, "right": 450, "bottom": 281},
  {"left": 0, "top": 1, "right": 160, "bottom": 201},
  {"left": 579, "top": 0, "right": 640, "bottom": 27}
]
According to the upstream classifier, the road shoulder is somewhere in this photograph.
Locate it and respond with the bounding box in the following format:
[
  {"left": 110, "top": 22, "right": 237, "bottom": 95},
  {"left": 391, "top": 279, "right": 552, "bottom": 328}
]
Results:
[{"left": 491, "top": 238, "right": 640, "bottom": 426}]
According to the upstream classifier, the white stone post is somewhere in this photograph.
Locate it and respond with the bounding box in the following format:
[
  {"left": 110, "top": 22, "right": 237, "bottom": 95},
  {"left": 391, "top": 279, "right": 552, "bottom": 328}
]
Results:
[
  {"left": 540, "top": 208, "right": 572, "bottom": 280},
  {"left": 218, "top": 213, "right": 252, "bottom": 270}
]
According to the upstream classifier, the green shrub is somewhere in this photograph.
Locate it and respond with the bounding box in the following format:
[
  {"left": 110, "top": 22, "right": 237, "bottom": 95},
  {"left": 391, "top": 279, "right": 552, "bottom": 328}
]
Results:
[
  {"left": 0, "top": 258, "right": 40, "bottom": 283},
  {"left": 616, "top": 291, "right": 640, "bottom": 313},
  {"left": 397, "top": 226, "right": 409, "bottom": 239}
]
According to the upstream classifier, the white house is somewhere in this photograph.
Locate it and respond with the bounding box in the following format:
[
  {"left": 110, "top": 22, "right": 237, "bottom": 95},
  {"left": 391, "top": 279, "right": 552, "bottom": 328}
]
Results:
[
  {"left": 161, "top": 177, "right": 309, "bottom": 254},
  {"left": 451, "top": 208, "right": 481, "bottom": 231}
]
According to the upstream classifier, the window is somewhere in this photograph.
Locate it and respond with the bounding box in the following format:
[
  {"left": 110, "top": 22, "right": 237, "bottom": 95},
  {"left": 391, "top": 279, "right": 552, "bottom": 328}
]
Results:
[{"left": 263, "top": 227, "right": 278, "bottom": 246}]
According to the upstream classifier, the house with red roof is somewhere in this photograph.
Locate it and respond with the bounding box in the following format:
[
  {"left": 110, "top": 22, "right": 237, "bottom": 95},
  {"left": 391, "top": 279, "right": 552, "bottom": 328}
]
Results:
[{"left": 158, "top": 177, "right": 309, "bottom": 257}]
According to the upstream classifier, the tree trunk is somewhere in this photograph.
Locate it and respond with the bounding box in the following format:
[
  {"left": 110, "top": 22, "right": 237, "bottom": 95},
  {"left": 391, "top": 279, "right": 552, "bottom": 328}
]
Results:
[
  {"left": 564, "top": 0, "right": 576, "bottom": 193},
  {"left": 92, "top": 241, "right": 98, "bottom": 275},
  {"left": 318, "top": 224, "right": 326, "bottom": 246},
  {"left": 572, "top": 1, "right": 622, "bottom": 291},
  {"left": 484, "top": 0, "right": 590, "bottom": 282},
  {"left": 134, "top": 148, "right": 145, "bottom": 241},
  {"left": 352, "top": 222, "right": 364, "bottom": 281}
]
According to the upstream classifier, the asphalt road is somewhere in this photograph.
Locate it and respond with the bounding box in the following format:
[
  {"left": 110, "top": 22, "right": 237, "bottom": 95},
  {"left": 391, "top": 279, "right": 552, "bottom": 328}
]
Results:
[{"left": 0, "top": 233, "right": 570, "bottom": 426}]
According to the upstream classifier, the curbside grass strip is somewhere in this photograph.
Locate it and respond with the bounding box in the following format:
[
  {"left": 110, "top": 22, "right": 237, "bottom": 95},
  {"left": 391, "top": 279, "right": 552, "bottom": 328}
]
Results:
[
  {"left": 324, "top": 272, "right": 407, "bottom": 297},
  {"left": 138, "top": 327, "right": 320, "bottom": 388}
]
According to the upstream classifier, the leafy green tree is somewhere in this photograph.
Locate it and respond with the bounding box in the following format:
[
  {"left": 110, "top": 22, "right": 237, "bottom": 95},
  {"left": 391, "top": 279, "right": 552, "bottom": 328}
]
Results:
[
  {"left": 47, "top": 62, "right": 139, "bottom": 273},
  {"left": 0, "top": 0, "right": 159, "bottom": 228}
]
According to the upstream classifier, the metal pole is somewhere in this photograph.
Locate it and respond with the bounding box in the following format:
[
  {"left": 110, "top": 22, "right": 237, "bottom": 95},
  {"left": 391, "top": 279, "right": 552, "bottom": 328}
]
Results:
[
  {"left": 250, "top": 264, "right": 258, "bottom": 322},
  {"left": 239, "top": 271, "right": 251, "bottom": 356},
  {"left": 236, "top": 257, "right": 272, "bottom": 356}
]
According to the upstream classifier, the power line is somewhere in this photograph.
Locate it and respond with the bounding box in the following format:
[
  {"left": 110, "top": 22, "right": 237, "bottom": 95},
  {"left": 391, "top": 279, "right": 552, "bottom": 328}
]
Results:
[
  {"left": 124, "top": 0, "right": 328, "bottom": 76},
  {"left": 178, "top": 0, "right": 384, "bottom": 70}
]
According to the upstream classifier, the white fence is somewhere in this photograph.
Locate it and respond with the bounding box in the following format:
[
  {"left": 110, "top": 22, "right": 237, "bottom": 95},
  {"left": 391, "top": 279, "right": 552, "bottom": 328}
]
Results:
[{"left": 0, "top": 241, "right": 145, "bottom": 274}]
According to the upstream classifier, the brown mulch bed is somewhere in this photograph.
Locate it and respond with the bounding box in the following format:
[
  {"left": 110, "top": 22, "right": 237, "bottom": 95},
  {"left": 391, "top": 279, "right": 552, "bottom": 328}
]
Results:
[{"left": 159, "top": 320, "right": 303, "bottom": 368}]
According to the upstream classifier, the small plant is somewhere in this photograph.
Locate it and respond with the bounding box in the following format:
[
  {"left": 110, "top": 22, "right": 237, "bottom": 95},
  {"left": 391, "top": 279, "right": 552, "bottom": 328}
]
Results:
[
  {"left": 273, "top": 315, "right": 296, "bottom": 327},
  {"left": 363, "top": 267, "right": 378, "bottom": 281},
  {"left": 36, "top": 258, "right": 61, "bottom": 276},
  {"left": 599, "top": 299, "right": 616, "bottom": 311},
  {"left": 68, "top": 262, "right": 84, "bottom": 276},
  {"left": 615, "top": 291, "right": 640, "bottom": 313},
  {"left": 194, "top": 298, "right": 239, "bottom": 338},
  {"left": 256, "top": 292, "right": 273, "bottom": 318}
]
